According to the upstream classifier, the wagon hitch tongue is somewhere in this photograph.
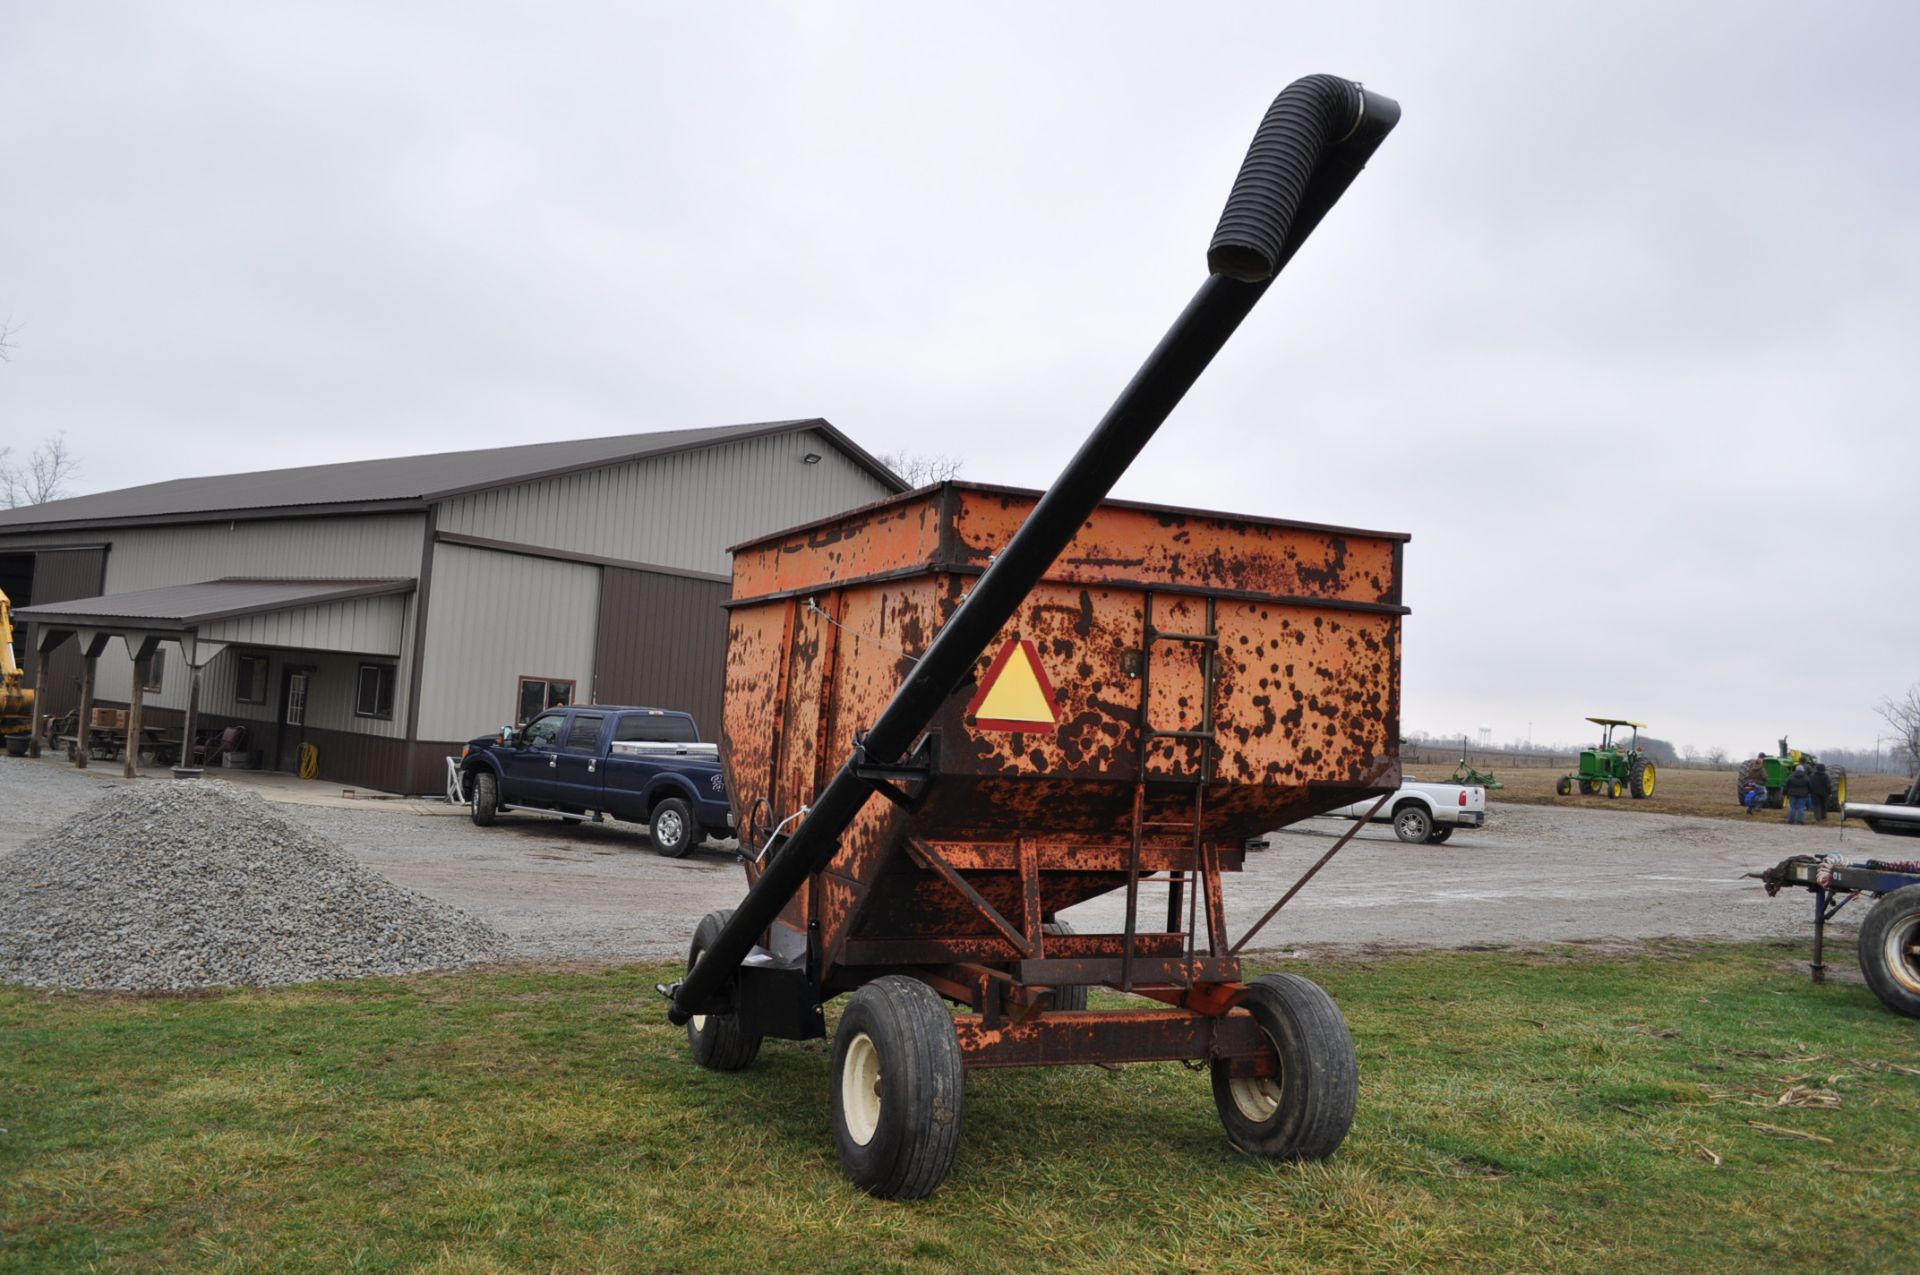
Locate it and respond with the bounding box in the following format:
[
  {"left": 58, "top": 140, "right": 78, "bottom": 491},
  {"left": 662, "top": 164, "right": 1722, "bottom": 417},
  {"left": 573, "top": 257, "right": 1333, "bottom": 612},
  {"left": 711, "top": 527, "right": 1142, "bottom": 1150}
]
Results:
[{"left": 668, "top": 74, "right": 1400, "bottom": 1026}]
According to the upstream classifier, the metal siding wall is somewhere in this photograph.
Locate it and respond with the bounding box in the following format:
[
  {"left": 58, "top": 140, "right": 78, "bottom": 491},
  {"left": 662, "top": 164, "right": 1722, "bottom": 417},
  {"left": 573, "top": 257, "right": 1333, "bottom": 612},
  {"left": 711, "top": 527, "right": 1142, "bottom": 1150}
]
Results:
[
  {"left": 437, "top": 430, "right": 893, "bottom": 575},
  {"left": 592, "top": 568, "right": 730, "bottom": 736},
  {"left": 413, "top": 543, "right": 600, "bottom": 742},
  {"left": 199, "top": 594, "right": 407, "bottom": 655}
]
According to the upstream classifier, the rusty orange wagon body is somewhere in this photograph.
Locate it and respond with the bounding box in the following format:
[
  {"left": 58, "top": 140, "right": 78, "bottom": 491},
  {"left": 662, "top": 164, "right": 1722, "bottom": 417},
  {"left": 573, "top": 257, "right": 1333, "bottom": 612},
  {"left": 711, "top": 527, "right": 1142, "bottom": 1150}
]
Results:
[
  {"left": 663, "top": 72, "right": 1404, "bottom": 1198},
  {"left": 723, "top": 482, "right": 1404, "bottom": 996}
]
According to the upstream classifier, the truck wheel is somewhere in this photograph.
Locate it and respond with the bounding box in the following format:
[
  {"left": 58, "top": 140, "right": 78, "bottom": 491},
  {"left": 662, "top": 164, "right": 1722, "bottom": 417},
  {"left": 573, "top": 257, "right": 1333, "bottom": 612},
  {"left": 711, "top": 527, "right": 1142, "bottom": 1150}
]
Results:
[
  {"left": 1555, "top": 776, "right": 1573, "bottom": 796},
  {"left": 1211, "top": 973, "right": 1356, "bottom": 1160},
  {"left": 831, "top": 976, "right": 965, "bottom": 1199},
  {"left": 1857, "top": 885, "right": 1920, "bottom": 1019},
  {"left": 1042, "top": 920, "right": 1088, "bottom": 1011},
  {"left": 687, "top": 909, "right": 764, "bottom": 1069},
  {"left": 1392, "top": 804, "right": 1432, "bottom": 844},
  {"left": 1630, "top": 758, "right": 1656, "bottom": 799},
  {"left": 650, "top": 796, "right": 698, "bottom": 858},
  {"left": 470, "top": 772, "right": 498, "bottom": 826},
  {"left": 1425, "top": 826, "right": 1453, "bottom": 845}
]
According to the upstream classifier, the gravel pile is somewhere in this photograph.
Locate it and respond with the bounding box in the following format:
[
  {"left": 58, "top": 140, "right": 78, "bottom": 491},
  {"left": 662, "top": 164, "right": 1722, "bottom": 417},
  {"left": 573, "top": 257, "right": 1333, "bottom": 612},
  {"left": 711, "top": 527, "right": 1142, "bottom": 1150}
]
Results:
[{"left": 0, "top": 780, "right": 505, "bottom": 990}]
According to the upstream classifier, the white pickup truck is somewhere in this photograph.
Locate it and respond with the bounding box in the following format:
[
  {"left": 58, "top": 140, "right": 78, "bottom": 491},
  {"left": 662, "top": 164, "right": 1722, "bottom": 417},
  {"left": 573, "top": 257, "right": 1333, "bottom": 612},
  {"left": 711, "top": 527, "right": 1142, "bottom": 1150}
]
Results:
[{"left": 1325, "top": 777, "right": 1489, "bottom": 844}]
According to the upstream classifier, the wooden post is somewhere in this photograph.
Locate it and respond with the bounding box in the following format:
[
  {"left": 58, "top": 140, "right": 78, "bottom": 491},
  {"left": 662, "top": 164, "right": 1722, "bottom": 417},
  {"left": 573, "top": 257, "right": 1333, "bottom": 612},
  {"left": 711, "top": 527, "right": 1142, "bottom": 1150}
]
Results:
[
  {"left": 180, "top": 656, "right": 201, "bottom": 776},
  {"left": 26, "top": 628, "right": 61, "bottom": 759},
  {"left": 74, "top": 643, "right": 97, "bottom": 770},
  {"left": 125, "top": 635, "right": 157, "bottom": 779}
]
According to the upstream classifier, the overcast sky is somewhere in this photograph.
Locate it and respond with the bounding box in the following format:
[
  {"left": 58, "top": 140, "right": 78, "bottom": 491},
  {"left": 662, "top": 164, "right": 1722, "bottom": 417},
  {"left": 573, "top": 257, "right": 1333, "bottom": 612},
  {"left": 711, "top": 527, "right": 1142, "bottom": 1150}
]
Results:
[{"left": 4, "top": 3, "right": 1915, "bottom": 758}]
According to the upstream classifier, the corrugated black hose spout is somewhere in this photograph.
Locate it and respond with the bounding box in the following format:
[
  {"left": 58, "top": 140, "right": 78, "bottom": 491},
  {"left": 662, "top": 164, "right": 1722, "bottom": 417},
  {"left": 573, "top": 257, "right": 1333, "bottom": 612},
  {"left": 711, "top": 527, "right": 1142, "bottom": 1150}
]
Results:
[{"left": 665, "top": 74, "right": 1398, "bottom": 1025}]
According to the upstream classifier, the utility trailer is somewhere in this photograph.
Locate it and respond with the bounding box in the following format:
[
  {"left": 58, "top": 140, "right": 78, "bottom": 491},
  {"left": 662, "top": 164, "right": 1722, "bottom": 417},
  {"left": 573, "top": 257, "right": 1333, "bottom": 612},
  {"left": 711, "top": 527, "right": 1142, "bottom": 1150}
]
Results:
[
  {"left": 662, "top": 73, "right": 1404, "bottom": 1197},
  {"left": 1753, "top": 774, "right": 1920, "bottom": 1018}
]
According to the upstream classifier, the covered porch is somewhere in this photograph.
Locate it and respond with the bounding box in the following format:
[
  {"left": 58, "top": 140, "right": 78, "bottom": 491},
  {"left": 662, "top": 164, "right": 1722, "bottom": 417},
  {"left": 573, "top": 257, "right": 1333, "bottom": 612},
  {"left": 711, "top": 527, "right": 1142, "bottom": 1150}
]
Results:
[{"left": 17, "top": 577, "right": 415, "bottom": 786}]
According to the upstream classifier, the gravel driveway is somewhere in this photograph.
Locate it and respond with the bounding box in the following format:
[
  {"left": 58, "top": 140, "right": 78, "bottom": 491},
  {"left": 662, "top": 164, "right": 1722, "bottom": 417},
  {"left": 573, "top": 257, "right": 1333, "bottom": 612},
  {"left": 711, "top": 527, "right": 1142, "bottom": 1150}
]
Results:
[{"left": 2, "top": 756, "right": 1877, "bottom": 964}]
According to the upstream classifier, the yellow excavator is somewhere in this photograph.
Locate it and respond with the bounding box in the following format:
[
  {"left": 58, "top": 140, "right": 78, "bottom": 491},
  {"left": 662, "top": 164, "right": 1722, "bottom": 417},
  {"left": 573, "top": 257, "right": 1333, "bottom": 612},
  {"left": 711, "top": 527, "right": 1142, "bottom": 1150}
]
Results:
[{"left": 1, "top": 586, "right": 35, "bottom": 738}]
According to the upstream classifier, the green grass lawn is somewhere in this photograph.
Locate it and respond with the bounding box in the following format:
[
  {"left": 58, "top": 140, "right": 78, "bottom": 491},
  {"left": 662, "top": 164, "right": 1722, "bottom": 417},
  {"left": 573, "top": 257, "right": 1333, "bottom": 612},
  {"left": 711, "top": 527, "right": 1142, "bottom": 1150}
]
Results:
[{"left": 3, "top": 942, "right": 1915, "bottom": 1274}]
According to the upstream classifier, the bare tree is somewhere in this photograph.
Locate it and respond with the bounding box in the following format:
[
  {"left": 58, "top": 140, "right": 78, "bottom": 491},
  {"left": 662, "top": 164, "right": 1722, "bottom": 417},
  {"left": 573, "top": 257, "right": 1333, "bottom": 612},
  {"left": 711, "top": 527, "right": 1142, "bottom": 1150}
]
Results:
[
  {"left": 1877, "top": 684, "right": 1920, "bottom": 774},
  {"left": 877, "top": 449, "right": 964, "bottom": 488},
  {"left": 1, "top": 432, "right": 79, "bottom": 508}
]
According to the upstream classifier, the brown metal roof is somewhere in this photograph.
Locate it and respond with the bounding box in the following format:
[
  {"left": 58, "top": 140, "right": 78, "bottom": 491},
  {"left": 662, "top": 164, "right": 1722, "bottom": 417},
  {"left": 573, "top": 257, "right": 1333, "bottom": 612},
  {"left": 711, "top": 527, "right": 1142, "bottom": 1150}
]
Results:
[
  {"left": 0, "top": 418, "right": 904, "bottom": 532},
  {"left": 14, "top": 578, "right": 415, "bottom": 630}
]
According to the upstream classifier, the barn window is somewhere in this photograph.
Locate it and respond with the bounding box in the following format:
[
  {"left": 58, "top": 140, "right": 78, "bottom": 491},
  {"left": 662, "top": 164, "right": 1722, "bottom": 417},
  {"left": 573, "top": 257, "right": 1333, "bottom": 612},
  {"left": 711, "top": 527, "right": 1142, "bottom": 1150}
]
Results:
[
  {"left": 235, "top": 653, "right": 269, "bottom": 704},
  {"left": 355, "top": 663, "right": 396, "bottom": 719},
  {"left": 141, "top": 648, "right": 166, "bottom": 693},
  {"left": 516, "top": 676, "right": 575, "bottom": 726}
]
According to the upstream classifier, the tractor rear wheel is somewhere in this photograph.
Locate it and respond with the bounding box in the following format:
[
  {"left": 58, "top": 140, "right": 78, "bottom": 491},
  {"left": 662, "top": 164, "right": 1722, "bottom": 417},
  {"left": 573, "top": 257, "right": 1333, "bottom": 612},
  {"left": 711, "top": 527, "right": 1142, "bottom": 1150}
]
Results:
[
  {"left": 1211, "top": 974, "right": 1357, "bottom": 1160},
  {"left": 1831, "top": 771, "right": 1849, "bottom": 813},
  {"left": 1042, "top": 920, "right": 1088, "bottom": 1011},
  {"left": 831, "top": 976, "right": 966, "bottom": 1199},
  {"left": 686, "top": 909, "right": 764, "bottom": 1070},
  {"left": 1630, "top": 757, "right": 1656, "bottom": 799},
  {"left": 1737, "top": 759, "right": 1765, "bottom": 805},
  {"left": 1857, "top": 885, "right": 1920, "bottom": 1019},
  {"left": 1556, "top": 776, "right": 1573, "bottom": 796}
]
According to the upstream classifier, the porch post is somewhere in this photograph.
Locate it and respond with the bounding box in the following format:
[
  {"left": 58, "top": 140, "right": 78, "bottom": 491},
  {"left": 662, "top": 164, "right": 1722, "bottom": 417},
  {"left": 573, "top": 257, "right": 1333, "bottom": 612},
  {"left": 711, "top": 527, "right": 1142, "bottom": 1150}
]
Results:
[
  {"left": 125, "top": 635, "right": 159, "bottom": 779},
  {"left": 177, "top": 634, "right": 201, "bottom": 778},
  {"left": 72, "top": 631, "right": 109, "bottom": 770},
  {"left": 26, "top": 627, "right": 67, "bottom": 759}
]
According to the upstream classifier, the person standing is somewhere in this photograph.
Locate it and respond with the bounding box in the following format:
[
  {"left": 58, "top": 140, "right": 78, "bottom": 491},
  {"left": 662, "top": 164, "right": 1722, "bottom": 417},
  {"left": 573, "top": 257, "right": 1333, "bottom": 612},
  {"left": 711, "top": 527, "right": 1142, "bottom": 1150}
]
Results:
[
  {"left": 1784, "top": 762, "right": 1814, "bottom": 825},
  {"left": 1810, "top": 763, "right": 1832, "bottom": 822}
]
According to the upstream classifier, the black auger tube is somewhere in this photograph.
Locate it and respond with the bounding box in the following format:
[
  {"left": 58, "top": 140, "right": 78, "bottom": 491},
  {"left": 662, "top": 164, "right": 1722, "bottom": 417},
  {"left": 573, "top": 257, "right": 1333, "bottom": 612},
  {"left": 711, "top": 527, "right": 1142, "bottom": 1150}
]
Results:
[{"left": 669, "top": 75, "right": 1398, "bottom": 1025}]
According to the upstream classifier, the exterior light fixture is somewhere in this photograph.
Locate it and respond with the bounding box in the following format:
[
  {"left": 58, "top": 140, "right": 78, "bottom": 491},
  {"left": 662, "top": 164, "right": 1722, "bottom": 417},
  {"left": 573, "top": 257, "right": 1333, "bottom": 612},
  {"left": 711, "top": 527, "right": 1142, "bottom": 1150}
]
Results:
[{"left": 801, "top": 452, "right": 822, "bottom": 465}]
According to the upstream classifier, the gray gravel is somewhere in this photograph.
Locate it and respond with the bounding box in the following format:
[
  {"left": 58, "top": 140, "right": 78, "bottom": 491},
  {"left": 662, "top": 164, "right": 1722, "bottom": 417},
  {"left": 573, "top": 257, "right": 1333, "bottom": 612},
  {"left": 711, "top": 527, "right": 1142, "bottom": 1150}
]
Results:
[{"left": 0, "top": 780, "right": 504, "bottom": 990}]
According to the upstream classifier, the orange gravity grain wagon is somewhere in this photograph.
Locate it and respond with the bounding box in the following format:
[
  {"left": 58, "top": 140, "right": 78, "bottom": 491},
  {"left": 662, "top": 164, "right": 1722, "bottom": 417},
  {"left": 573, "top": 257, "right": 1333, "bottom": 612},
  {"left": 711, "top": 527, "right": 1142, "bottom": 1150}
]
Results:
[{"left": 664, "top": 73, "right": 1404, "bottom": 1198}]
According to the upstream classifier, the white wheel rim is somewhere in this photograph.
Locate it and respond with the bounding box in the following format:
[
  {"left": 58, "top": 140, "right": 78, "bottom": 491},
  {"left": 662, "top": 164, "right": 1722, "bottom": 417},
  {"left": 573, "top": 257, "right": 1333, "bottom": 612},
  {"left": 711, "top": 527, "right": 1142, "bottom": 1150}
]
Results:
[
  {"left": 1229, "top": 1029, "right": 1284, "bottom": 1122},
  {"left": 658, "top": 809, "right": 685, "bottom": 845},
  {"left": 1886, "top": 915, "right": 1920, "bottom": 996},
  {"left": 842, "top": 1032, "right": 883, "bottom": 1146}
]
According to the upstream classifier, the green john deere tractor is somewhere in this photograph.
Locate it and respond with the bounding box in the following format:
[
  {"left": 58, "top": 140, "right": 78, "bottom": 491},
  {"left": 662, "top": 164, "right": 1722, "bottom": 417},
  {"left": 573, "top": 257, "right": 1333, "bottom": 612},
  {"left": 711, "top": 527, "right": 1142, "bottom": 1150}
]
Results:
[
  {"left": 1555, "top": 717, "right": 1657, "bottom": 800},
  {"left": 1736, "top": 738, "right": 1847, "bottom": 812}
]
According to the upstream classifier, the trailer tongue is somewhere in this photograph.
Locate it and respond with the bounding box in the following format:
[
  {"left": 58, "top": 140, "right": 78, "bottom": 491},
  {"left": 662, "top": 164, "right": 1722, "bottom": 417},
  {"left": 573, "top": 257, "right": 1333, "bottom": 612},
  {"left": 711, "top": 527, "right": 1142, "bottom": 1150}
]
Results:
[{"left": 663, "top": 75, "right": 1403, "bottom": 1197}]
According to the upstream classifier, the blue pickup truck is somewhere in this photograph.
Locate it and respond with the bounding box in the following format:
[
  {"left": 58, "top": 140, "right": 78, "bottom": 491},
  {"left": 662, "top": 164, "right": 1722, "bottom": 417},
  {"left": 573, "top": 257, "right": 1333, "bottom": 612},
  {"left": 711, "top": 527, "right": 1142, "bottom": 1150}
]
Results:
[{"left": 459, "top": 705, "right": 732, "bottom": 857}]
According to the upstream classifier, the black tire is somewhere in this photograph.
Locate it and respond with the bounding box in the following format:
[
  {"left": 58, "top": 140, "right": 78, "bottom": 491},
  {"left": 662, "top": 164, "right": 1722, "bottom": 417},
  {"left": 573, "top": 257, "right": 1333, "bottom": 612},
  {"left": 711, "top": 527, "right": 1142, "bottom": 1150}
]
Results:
[
  {"left": 650, "top": 796, "right": 698, "bottom": 858},
  {"left": 1391, "top": 804, "right": 1432, "bottom": 844},
  {"left": 831, "top": 976, "right": 965, "bottom": 1199},
  {"left": 686, "top": 909, "right": 764, "bottom": 1069},
  {"left": 1857, "top": 885, "right": 1920, "bottom": 1019},
  {"left": 1607, "top": 780, "right": 1623, "bottom": 800},
  {"left": 1578, "top": 779, "right": 1597, "bottom": 796},
  {"left": 1425, "top": 826, "right": 1454, "bottom": 845},
  {"left": 1042, "top": 920, "right": 1088, "bottom": 1011},
  {"left": 1629, "top": 757, "right": 1655, "bottom": 799},
  {"left": 470, "top": 771, "right": 498, "bottom": 827},
  {"left": 1765, "top": 791, "right": 1784, "bottom": 810},
  {"left": 1211, "top": 973, "right": 1357, "bottom": 1160},
  {"left": 1737, "top": 759, "right": 1766, "bottom": 806},
  {"left": 1555, "top": 776, "right": 1573, "bottom": 797}
]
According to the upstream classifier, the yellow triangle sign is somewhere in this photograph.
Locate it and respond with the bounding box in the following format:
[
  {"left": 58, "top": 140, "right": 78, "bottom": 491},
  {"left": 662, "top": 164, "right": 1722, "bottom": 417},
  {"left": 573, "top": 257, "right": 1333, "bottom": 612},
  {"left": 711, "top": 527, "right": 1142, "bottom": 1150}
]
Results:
[{"left": 966, "top": 638, "right": 1060, "bottom": 733}]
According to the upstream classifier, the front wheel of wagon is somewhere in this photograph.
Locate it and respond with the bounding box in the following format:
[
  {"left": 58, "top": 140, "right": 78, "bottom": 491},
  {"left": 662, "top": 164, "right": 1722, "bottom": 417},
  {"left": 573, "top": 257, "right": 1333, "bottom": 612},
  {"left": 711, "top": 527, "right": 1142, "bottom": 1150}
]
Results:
[
  {"left": 831, "top": 976, "right": 965, "bottom": 1199},
  {"left": 1857, "top": 885, "right": 1920, "bottom": 1019},
  {"left": 686, "top": 909, "right": 763, "bottom": 1069},
  {"left": 1212, "top": 973, "right": 1357, "bottom": 1161}
]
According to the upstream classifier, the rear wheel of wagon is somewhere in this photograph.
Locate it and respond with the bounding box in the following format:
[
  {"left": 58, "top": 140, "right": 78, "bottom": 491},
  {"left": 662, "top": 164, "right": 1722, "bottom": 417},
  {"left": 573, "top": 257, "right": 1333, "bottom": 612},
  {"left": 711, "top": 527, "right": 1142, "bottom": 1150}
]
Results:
[
  {"left": 831, "top": 976, "right": 965, "bottom": 1199},
  {"left": 686, "top": 909, "right": 764, "bottom": 1069},
  {"left": 1392, "top": 804, "right": 1432, "bottom": 844},
  {"left": 1042, "top": 920, "right": 1088, "bottom": 1011},
  {"left": 1212, "top": 973, "right": 1357, "bottom": 1160},
  {"left": 650, "top": 796, "right": 698, "bottom": 858},
  {"left": 1857, "top": 885, "right": 1920, "bottom": 1019},
  {"left": 470, "top": 772, "right": 498, "bottom": 826}
]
